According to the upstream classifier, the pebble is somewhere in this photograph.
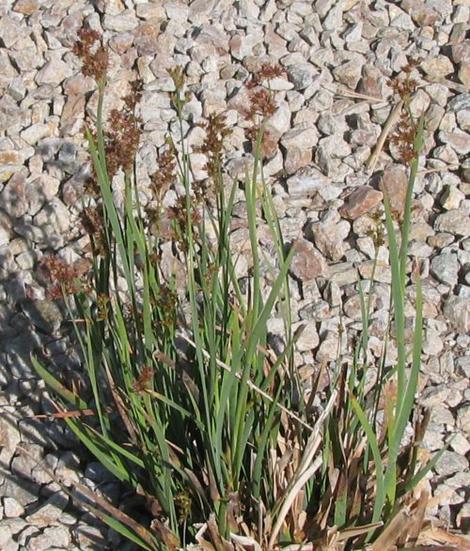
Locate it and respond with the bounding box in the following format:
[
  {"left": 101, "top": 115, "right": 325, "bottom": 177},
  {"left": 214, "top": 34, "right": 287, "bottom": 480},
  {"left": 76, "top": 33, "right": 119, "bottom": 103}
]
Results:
[
  {"left": 430, "top": 251, "right": 459, "bottom": 287},
  {"left": 307, "top": 213, "right": 350, "bottom": 261},
  {"left": 439, "top": 129, "right": 470, "bottom": 155},
  {"left": 422, "top": 55, "right": 454, "bottom": 80},
  {"left": 379, "top": 164, "right": 408, "bottom": 219},
  {"left": 443, "top": 297, "right": 470, "bottom": 333},
  {"left": 290, "top": 238, "right": 329, "bottom": 282},
  {"left": 36, "top": 57, "right": 72, "bottom": 86},
  {"left": 286, "top": 166, "right": 330, "bottom": 197},
  {"left": 339, "top": 186, "right": 383, "bottom": 220},
  {"left": 435, "top": 451, "right": 469, "bottom": 478},
  {"left": 435, "top": 209, "right": 470, "bottom": 237},
  {"left": 332, "top": 58, "right": 362, "bottom": 89},
  {"left": 3, "top": 498, "right": 25, "bottom": 518}
]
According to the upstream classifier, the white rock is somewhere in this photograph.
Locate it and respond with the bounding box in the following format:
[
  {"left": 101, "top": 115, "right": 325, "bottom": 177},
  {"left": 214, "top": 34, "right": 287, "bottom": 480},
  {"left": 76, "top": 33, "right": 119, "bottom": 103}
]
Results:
[
  {"left": 293, "top": 321, "right": 320, "bottom": 351},
  {"left": 103, "top": 11, "right": 139, "bottom": 31},
  {"left": 20, "top": 123, "right": 55, "bottom": 145},
  {"left": 422, "top": 55, "right": 454, "bottom": 79},
  {"left": 36, "top": 57, "right": 71, "bottom": 86},
  {"left": 281, "top": 125, "right": 319, "bottom": 149},
  {"left": 3, "top": 498, "right": 24, "bottom": 518}
]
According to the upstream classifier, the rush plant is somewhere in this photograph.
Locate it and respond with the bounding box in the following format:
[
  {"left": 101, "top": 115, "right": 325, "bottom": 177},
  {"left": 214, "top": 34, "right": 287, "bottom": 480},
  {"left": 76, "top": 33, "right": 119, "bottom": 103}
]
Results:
[{"left": 32, "top": 32, "right": 445, "bottom": 551}]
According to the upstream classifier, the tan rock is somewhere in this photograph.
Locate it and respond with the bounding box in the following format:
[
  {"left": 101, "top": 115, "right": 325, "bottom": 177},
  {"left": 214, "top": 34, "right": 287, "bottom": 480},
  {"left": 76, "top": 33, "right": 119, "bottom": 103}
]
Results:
[
  {"left": 134, "top": 22, "right": 160, "bottom": 56},
  {"left": 422, "top": 56, "right": 454, "bottom": 80},
  {"left": 401, "top": 0, "right": 440, "bottom": 26},
  {"left": 333, "top": 59, "right": 362, "bottom": 89},
  {"left": 439, "top": 130, "right": 470, "bottom": 155},
  {"left": 358, "top": 65, "right": 383, "bottom": 98},
  {"left": 380, "top": 164, "right": 408, "bottom": 220},
  {"left": 13, "top": 0, "right": 39, "bottom": 14},
  {"left": 20, "top": 122, "right": 56, "bottom": 145},
  {"left": 136, "top": 3, "right": 166, "bottom": 20},
  {"left": 63, "top": 75, "right": 95, "bottom": 96},
  {"left": 308, "top": 217, "right": 350, "bottom": 262},
  {"left": 0, "top": 151, "right": 21, "bottom": 165},
  {"left": 284, "top": 147, "right": 311, "bottom": 175},
  {"left": 339, "top": 186, "right": 383, "bottom": 220},
  {"left": 443, "top": 297, "right": 470, "bottom": 334},
  {"left": 290, "top": 239, "right": 329, "bottom": 282},
  {"left": 452, "top": 41, "right": 470, "bottom": 64},
  {"left": 458, "top": 63, "right": 470, "bottom": 88},
  {"left": 280, "top": 126, "right": 319, "bottom": 150}
]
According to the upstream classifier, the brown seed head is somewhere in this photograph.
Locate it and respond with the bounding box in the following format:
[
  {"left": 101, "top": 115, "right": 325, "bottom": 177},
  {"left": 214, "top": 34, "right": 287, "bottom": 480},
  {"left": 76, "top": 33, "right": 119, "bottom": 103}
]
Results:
[
  {"left": 133, "top": 365, "right": 154, "bottom": 393},
  {"left": 39, "top": 256, "right": 89, "bottom": 300},
  {"left": 389, "top": 110, "right": 418, "bottom": 165},
  {"left": 123, "top": 79, "right": 144, "bottom": 112},
  {"left": 72, "top": 25, "right": 108, "bottom": 82},
  {"left": 80, "top": 206, "right": 106, "bottom": 255},
  {"left": 194, "top": 113, "right": 232, "bottom": 184},
  {"left": 104, "top": 109, "right": 142, "bottom": 176},
  {"left": 245, "top": 88, "right": 277, "bottom": 120},
  {"left": 151, "top": 148, "right": 177, "bottom": 200}
]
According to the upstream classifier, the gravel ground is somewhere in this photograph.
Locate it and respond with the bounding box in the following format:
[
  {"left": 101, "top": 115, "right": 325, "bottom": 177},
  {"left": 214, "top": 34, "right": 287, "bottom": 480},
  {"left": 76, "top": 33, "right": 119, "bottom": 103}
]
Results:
[{"left": 1, "top": 0, "right": 469, "bottom": 549}]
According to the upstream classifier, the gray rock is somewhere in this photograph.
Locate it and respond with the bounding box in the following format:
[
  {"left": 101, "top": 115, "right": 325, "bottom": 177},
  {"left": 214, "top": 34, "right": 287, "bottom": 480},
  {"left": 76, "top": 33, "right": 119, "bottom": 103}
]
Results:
[
  {"left": 286, "top": 167, "right": 330, "bottom": 197},
  {"left": 36, "top": 57, "right": 72, "bottom": 86},
  {"left": 0, "top": 410, "right": 21, "bottom": 464},
  {"left": 315, "top": 135, "right": 351, "bottom": 175},
  {"left": 298, "top": 299, "right": 330, "bottom": 321},
  {"left": 26, "top": 492, "right": 69, "bottom": 528},
  {"left": 448, "top": 93, "right": 470, "bottom": 112},
  {"left": 286, "top": 63, "right": 318, "bottom": 90},
  {"left": 0, "top": 173, "right": 28, "bottom": 218},
  {"left": 435, "top": 209, "right": 470, "bottom": 237},
  {"left": 32, "top": 198, "right": 71, "bottom": 246},
  {"left": 22, "top": 300, "right": 63, "bottom": 334},
  {"left": 439, "top": 130, "right": 470, "bottom": 155},
  {"left": 430, "top": 252, "right": 459, "bottom": 286},
  {"left": 443, "top": 297, "right": 470, "bottom": 333},
  {"left": 435, "top": 451, "right": 469, "bottom": 477},
  {"left": 26, "top": 525, "right": 71, "bottom": 551},
  {"left": 0, "top": 473, "right": 39, "bottom": 507}
]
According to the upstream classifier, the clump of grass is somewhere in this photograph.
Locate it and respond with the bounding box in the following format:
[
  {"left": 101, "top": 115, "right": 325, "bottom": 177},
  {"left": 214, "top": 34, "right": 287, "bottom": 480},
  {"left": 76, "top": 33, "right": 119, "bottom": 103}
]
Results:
[{"left": 33, "top": 34, "right": 443, "bottom": 550}]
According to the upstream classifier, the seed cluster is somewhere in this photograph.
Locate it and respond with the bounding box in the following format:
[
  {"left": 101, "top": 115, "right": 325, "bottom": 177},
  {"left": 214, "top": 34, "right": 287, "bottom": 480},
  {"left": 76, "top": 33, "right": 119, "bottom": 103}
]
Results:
[
  {"left": 244, "top": 64, "right": 284, "bottom": 153},
  {"left": 194, "top": 113, "right": 232, "bottom": 184},
  {"left": 387, "top": 58, "right": 422, "bottom": 165},
  {"left": 133, "top": 365, "right": 154, "bottom": 393},
  {"left": 80, "top": 205, "right": 106, "bottom": 256},
  {"left": 390, "top": 111, "right": 419, "bottom": 165},
  {"left": 151, "top": 149, "right": 177, "bottom": 201},
  {"left": 106, "top": 106, "right": 142, "bottom": 176},
  {"left": 39, "top": 256, "right": 89, "bottom": 300},
  {"left": 72, "top": 25, "right": 108, "bottom": 83},
  {"left": 387, "top": 58, "right": 420, "bottom": 103}
]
